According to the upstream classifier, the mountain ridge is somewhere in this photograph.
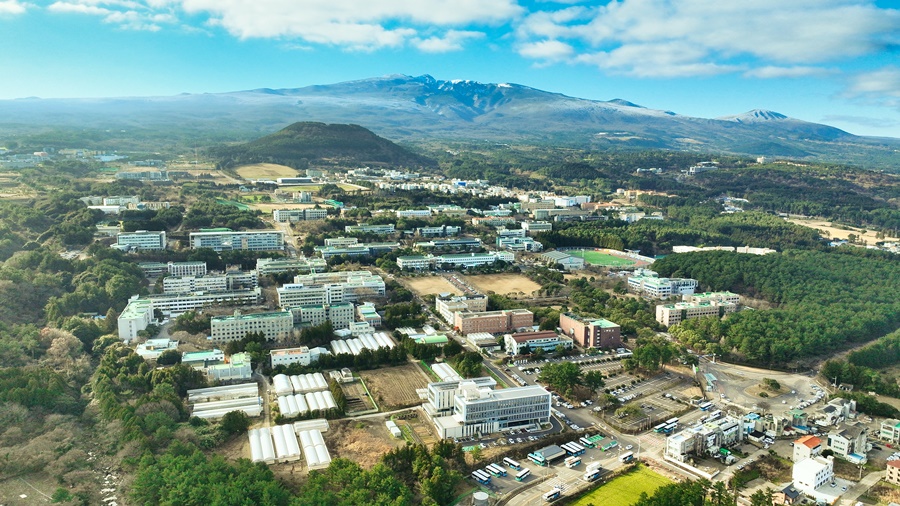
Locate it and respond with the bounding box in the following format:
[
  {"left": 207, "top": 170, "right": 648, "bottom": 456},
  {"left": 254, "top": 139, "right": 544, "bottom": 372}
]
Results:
[{"left": 0, "top": 74, "right": 897, "bottom": 168}]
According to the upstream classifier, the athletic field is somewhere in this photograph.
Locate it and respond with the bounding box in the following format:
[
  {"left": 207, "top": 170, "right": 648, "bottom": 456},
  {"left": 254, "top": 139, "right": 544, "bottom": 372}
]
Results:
[
  {"left": 572, "top": 465, "right": 671, "bottom": 506},
  {"left": 568, "top": 249, "right": 637, "bottom": 267}
]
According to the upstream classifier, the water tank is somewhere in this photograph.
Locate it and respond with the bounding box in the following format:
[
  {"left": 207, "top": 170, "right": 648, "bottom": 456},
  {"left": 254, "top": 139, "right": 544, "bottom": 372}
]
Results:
[{"left": 472, "top": 491, "right": 489, "bottom": 506}]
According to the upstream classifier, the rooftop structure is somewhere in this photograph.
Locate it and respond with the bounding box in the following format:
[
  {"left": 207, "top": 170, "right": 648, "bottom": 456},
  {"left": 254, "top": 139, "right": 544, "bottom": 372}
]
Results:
[
  {"left": 454, "top": 309, "right": 534, "bottom": 335},
  {"left": 540, "top": 251, "right": 584, "bottom": 271},
  {"left": 435, "top": 294, "right": 489, "bottom": 323},
  {"left": 627, "top": 269, "right": 698, "bottom": 298},
  {"left": 504, "top": 330, "right": 573, "bottom": 356},
  {"left": 189, "top": 228, "right": 284, "bottom": 251},
  {"left": 118, "top": 298, "right": 154, "bottom": 342},
  {"left": 117, "top": 230, "right": 167, "bottom": 250},
  {"left": 135, "top": 338, "right": 178, "bottom": 359},
  {"left": 209, "top": 309, "right": 294, "bottom": 343},
  {"left": 558, "top": 313, "right": 622, "bottom": 348},
  {"left": 255, "top": 257, "right": 327, "bottom": 275},
  {"left": 270, "top": 346, "right": 331, "bottom": 368},
  {"left": 655, "top": 300, "right": 737, "bottom": 326}
]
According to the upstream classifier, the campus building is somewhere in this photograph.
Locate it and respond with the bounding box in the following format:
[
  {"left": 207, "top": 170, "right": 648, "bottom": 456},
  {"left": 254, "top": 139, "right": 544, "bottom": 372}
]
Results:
[
  {"left": 792, "top": 456, "right": 835, "bottom": 496},
  {"left": 209, "top": 309, "right": 294, "bottom": 343},
  {"left": 423, "top": 377, "right": 552, "bottom": 439},
  {"left": 627, "top": 269, "right": 698, "bottom": 298},
  {"left": 189, "top": 228, "right": 284, "bottom": 251},
  {"left": 277, "top": 272, "right": 385, "bottom": 307},
  {"left": 116, "top": 230, "right": 167, "bottom": 250},
  {"left": 521, "top": 221, "right": 553, "bottom": 235},
  {"left": 665, "top": 415, "right": 744, "bottom": 462},
  {"left": 504, "top": 330, "right": 574, "bottom": 356},
  {"left": 558, "top": 313, "right": 622, "bottom": 348},
  {"left": 655, "top": 300, "right": 737, "bottom": 326},
  {"left": 138, "top": 261, "right": 209, "bottom": 278},
  {"left": 206, "top": 352, "right": 252, "bottom": 382},
  {"left": 396, "top": 252, "right": 515, "bottom": 270},
  {"left": 496, "top": 236, "right": 543, "bottom": 252},
  {"left": 539, "top": 251, "right": 584, "bottom": 271},
  {"left": 416, "top": 225, "right": 461, "bottom": 237},
  {"left": 686, "top": 292, "right": 741, "bottom": 305},
  {"left": 118, "top": 298, "right": 154, "bottom": 342},
  {"left": 132, "top": 288, "right": 261, "bottom": 314},
  {"left": 435, "top": 294, "right": 488, "bottom": 323},
  {"left": 255, "top": 257, "right": 327, "bottom": 275},
  {"left": 344, "top": 224, "right": 395, "bottom": 235},
  {"left": 286, "top": 303, "right": 355, "bottom": 329},
  {"left": 454, "top": 309, "right": 534, "bottom": 335},
  {"left": 272, "top": 208, "right": 328, "bottom": 222},
  {"left": 270, "top": 346, "right": 331, "bottom": 368},
  {"left": 396, "top": 209, "right": 432, "bottom": 218}
]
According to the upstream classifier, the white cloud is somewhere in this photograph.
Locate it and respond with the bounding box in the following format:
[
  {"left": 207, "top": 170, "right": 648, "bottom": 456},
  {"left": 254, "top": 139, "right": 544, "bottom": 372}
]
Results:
[
  {"left": 518, "top": 39, "right": 573, "bottom": 61},
  {"left": 743, "top": 66, "right": 836, "bottom": 79},
  {"left": 48, "top": 0, "right": 174, "bottom": 30},
  {"left": 846, "top": 67, "right": 900, "bottom": 98},
  {"left": 48, "top": 2, "right": 111, "bottom": 15},
  {"left": 0, "top": 0, "right": 27, "bottom": 15},
  {"left": 516, "top": 0, "right": 900, "bottom": 77},
  {"left": 413, "top": 30, "right": 485, "bottom": 53}
]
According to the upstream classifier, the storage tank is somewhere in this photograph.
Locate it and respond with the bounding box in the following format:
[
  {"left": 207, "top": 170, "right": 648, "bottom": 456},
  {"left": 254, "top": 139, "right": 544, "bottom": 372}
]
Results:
[
  {"left": 306, "top": 392, "right": 320, "bottom": 411},
  {"left": 290, "top": 375, "right": 302, "bottom": 392},
  {"left": 295, "top": 394, "right": 309, "bottom": 414},
  {"left": 473, "top": 491, "right": 489, "bottom": 506},
  {"left": 259, "top": 428, "right": 276, "bottom": 462},
  {"left": 249, "top": 429, "right": 263, "bottom": 462},
  {"left": 323, "top": 390, "right": 337, "bottom": 410}
]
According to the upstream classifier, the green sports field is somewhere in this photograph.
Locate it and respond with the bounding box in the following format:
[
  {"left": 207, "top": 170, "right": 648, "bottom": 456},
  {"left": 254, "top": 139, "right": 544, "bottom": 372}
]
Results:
[
  {"left": 571, "top": 465, "right": 671, "bottom": 506},
  {"left": 568, "top": 249, "right": 637, "bottom": 267}
]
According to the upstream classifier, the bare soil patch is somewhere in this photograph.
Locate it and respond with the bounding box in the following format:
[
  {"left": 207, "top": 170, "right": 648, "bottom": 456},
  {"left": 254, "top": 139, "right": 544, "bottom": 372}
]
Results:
[
  {"left": 461, "top": 274, "right": 542, "bottom": 296},
  {"left": 359, "top": 364, "right": 431, "bottom": 410},
  {"left": 235, "top": 163, "right": 300, "bottom": 180},
  {"left": 787, "top": 218, "right": 899, "bottom": 242},
  {"left": 404, "top": 276, "right": 463, "bottom": 297},
  {"left": 326, "top": 418, "right": 405, "bottom": 469}
]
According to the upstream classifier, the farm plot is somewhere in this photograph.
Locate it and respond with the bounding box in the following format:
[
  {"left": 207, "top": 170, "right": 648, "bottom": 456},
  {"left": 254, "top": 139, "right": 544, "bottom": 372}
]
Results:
[
  {"left": 340, "top": 380, "right": 377, "bottom": 414},
  {"left": 235, "top": 163, "right": 299, "bottom": 180},
  {"left": 358, "top": 364, "right": 430, "bottom": 410},
  {"left": 461, "top": 274, "right": 541, "bottom": 296},
  {"left": 404, "top": 276, "right": 462, "bottom": 297},
  {"left": 325, "top": 419, "right": 405, "bottom": 469}
]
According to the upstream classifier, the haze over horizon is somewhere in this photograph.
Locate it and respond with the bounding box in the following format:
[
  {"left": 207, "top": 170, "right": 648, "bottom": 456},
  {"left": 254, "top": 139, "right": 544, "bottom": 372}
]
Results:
[{"left": 1, "top": 0, "right": 899, "bottom": 137}]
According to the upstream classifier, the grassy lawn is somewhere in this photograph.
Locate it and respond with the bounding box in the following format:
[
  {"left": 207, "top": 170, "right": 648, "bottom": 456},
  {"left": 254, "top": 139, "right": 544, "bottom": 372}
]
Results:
[
  {"left": 568, "top": 249, "right": 636, "bottom": 267},
  {"left": 571, "top": 465, "right": 671, "bottom": 506}
]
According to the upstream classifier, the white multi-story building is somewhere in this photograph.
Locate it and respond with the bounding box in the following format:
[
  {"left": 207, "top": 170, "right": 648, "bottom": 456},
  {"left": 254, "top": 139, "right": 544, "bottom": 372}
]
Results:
[
  {"left": 686, "top": 291, "right": 741, "bottom": 305},
  {"left": 792, "top": 456, "right": 834, "bottom": 495},
  {"left": 167, "top": 261, "right": 208, "bottom": 277},
  {"left": 323, "top": 237, "right": 359, "bottom": 247},
  {"left": 277, "top": 272, "right": 385, "bottom": 307},
  {"left": 129, "top": 289, "right": 261, "bottom": 315},
  {"left": 496, "top": 236, "right": 543, "bottom": 252},
  {"left": 665, "top": 415, "right": 744, "bottom": 462},
  {"left": 435, "top": 294, "right": 488, "bottom": 323},
  {"left": 396, "top": 255, "right": 433, "bottom": 270},
  {"left": 272, "top": 208, "right": 328, "bottom": 222},
  {"left": 521, "top": 221, "right": 553, "bottom": 235},
  {"left": 256, "top": 257, "right": 327, "bottom": 275},
  {"left": 435, "top": 252, "right": 514, "bottom": 269},
  {"left": 627, "top": 269, "right": 698, "bottom": 298},
  {"left": 416, "top": 225, "right": 461, "bottom": 237},
  {"left": 164, "top": 275, "right": 228, "bottom": 294},
  {"left": 496, "top": 227, "right": 526, "bottom": 239},
  {"left": 118, "top": 298, "right": 154, "bottom": 342},
  {"left": 827, "top": 423, "right": 867, "bottom": 462},
  {"left": 117, "top": 230, "right": 167, "bottom": 250},
  {"left": 423, "top": 377, "right": 551, "bottom": 439},
  {"left": 103, "top": 195, "right": 140, "bottom": 206},
  {"left": 287, "top": 303, "right": 354, "bottom": 329},
  {"left": 504, "top": 331, "right": 573, "bottom": 356},
  {"left": 270, "top": 346, "right": 330, "bottom": 368},
  {"left": 189, "top": 229, "right": 284, "bottom": 251},
  {"left": 135, "top": 338, "right": 179, "bottom": 359},
  {"left": 655, "top": 300, "right": 737, "bottom": 326},
  {"left": 396, "top": 209, "right": 432, "bottom": 218},
  {"left": 793, "top": 435, "right": 823, "bottom": 463},
  {"left": 209, "top": 309, "right": 294, "bottom": 343},
  {"left": 344, "top": 224, "right": 395, "bottom": 235},
  {"left": 206, "top": 352, "right": 253, "bottom": 382}
]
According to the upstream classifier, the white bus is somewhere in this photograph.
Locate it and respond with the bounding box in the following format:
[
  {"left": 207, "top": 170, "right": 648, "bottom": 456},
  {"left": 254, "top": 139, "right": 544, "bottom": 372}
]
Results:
[
  {"left": 619, "top": 451, "right": 635, "bottom": 463},
  {"left": 583, "top": 468, "right": 601, "bottom": 481},
  {"left": 487, "top": 463, "right": 507, "bottom": 477},
  {"left": 565, "top": 456, "right": 581, "bottom": 468},
  {"left": 708, "top": 410, "right": 722, "bottom": 421},
  {"left": 665, "top": 417, "right": 679, "bottom": 426},
  {"left": 515, "top": 468, "right": 531, "bottom": 481},
  {"left": 543, "top": 488, "right": 561, "bottom": 502},
  {"left": 503, "top": 457, "right": 522, "bottom": 470}
]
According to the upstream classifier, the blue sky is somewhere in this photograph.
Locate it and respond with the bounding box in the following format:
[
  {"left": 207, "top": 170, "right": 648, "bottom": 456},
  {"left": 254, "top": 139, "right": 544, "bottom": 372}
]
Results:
[{"left": 1, "top": 0, "right": 899, "bottom": 137}]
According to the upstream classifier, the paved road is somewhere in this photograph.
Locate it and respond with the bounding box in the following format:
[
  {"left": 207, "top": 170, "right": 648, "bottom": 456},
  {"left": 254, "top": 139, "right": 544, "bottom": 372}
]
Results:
[{"left": 840, "top": 470, "right": 884, "bottom": 505}]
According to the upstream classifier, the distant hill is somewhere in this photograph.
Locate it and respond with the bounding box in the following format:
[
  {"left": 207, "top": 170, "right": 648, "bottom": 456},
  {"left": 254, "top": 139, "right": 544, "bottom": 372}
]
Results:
[
  {"left": 211, "top": 122, "right": 431, "bottom": 169},
  {"left": 1, "top": 74, "right": 898, "bottom": 169}
]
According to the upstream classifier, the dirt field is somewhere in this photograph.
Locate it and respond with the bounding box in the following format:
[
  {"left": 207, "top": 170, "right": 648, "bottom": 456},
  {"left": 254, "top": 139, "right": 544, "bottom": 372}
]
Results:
[
  {"left": 341, "top": 381, "right": 378, "bottom": 414},
  {"left": 248, "top": 202, "right": 317, "bottom": 213},
  {"left": 404, "top": 276, "right": 463, "bottom": 297},
  {"left": 359, "top": 364, "right": 431, "bottom": 410},
  {"left": 235, "top": 163, "right": 300, "bottom": 180},
  {"left": 326, "top": 418, "right": 406, "bottom": 468},
  {"left": 787, "top": 218, "right": 899, "bottom": 242},
  {"left": 461, "top": 274, "right": 542, "bottom": 296}
]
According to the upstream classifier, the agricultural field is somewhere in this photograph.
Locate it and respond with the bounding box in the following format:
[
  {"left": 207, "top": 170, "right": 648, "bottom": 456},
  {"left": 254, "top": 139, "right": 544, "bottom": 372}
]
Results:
[
  {"left": 571, "top": 465, "right": 671, "bottom": 506},
  {"left": 404, "top": 276, "right": 463, "bottom": 297},
  {"left": 235, "top": 163, "right": 300, "bottom": 180},
  {"left": 325, "top": 418, "right": 406, "bottom": 469},
  {"left": 567, "top": 249, "right": 637, "bottom": 267},
  {"left": 461, "top": 273, "right": 542, "bottom": 296},
  {"left": 786, "top": 217, "right": 899, "bottom": 242},
  {"left": 358, "top": 364, "right": 431, "bottom": 410}
]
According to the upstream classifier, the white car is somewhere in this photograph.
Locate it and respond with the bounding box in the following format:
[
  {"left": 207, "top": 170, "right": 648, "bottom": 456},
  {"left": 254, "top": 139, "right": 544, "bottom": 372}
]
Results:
[{"left": 625, "top": 445, "right": 633, "bottom": 450}]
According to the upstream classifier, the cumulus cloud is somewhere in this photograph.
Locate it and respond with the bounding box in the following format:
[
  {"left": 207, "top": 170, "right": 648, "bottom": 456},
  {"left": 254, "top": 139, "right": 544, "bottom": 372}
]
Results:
[
  {"left": 0, "top": 0, "right": 28, "bottom": 15},
  {"left": 743, "top": 66, "right": 836, "bottom": 79},
  {"left": 842, "top": 66, "right": 900, "bottom": 112},
  {"left": 516, "top": 0, "right": 900, "bottom": 77},
  {"left": 413, "top": 30, "right": 485, "bottom": 53},
  {"left": 518, "top": 39, "right": 574, "bottom": 61},
  {"left": 48, "top": 0, "right": 175, "bottom": 30}
]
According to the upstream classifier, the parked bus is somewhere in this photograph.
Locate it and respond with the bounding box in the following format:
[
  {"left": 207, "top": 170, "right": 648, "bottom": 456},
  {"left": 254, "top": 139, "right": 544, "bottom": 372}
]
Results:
[
  {"left": 471, "top": 471, "right": 490, "bottom": 484},
  {"left": 698, "top": 401, "right": 713, "bottom": 411},
  {"left": 583, "top": 468, "right": 601, "bottom": 482},
  {"left": 653, "top": 423, "right": 667, "bottom": 433},
  {"left": 543, "top": 488, "right": 561, "bottom": 502},
  {"left": 665, "top": 417, "right": 679, "bottom": 426},
  {"left": 708, "top": 410, "right": 722, "bottom": 421},
  {"left": 579, "top": 437, "right": 596, "bottom": 448},
  {"left": 515, "top": 468, "right": 531, "bottom": 481},
  {"left": 661, "top": 422, "right": 677, "bottom": 434},
  {"left": 487, "top": 463, "right": 507, "bottom": 477},
  {"left": 528, "top": 452, "right": 547, "bottom": 467},
  {"left": 564, "top": 456, "right": 581, "bottom": 468},
  {"left": 619, "top": 451, "right": 635, "bottom": 463},
  {"left": 503, "top": 457, "right": 522, "bottom": 470}
]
